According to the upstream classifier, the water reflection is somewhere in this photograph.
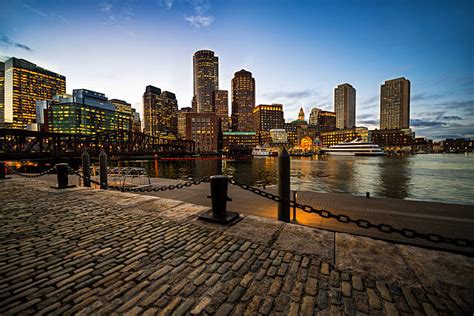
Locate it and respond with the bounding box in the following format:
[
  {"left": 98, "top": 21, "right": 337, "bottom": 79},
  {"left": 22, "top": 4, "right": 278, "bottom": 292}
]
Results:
[
  {"left": 376, "top": 157, "right": 411, "bottom": 199},
  {"left": 8, "top": 153, "right": 474, "bottom": 205}
]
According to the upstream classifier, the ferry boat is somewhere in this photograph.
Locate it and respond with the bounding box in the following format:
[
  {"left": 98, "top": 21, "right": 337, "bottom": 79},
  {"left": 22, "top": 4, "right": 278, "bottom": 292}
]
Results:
[
  {"left": 320, "top": 139, "right": 385, "bottom": 156},
  {"left": 252, "top": 145, "right": 279, "bottom": 157}
]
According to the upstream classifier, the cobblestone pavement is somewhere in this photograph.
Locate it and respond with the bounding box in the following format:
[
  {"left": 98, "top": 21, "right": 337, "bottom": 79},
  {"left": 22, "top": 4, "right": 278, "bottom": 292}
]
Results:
[{"left": 0, "top": 178, "right": 473, "bottom": 315}]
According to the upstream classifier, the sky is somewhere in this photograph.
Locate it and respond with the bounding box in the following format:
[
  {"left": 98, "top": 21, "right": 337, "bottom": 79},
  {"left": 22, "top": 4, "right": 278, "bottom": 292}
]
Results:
[{"left": 1, "top": 0, "right": 473, "bottom": 140}]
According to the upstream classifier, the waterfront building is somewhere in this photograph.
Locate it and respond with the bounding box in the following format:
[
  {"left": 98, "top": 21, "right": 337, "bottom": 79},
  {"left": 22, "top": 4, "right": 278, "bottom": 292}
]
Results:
[
  {"left": 177, "top": 107, "right": 193, "bottom": 139},
  {"left": 193, "top": 50, "right": 219, "bottom": 113},
  {"left": 184, "top": 112, "right": 219, "bottom": 152},
  {"left": 284, "top": 123, "right": 298, "bottom": 146},
  {"left": 442, "top": 138, "right": 472, "bottom": 153},
  {"left": 1, "top": 57, "right": 66, "bottom": 129},
  {"left": 131, "top": 108, "right": 142, "bottom": 133},
  {"left": 334, "top": 83, "right": 356, "bottom": 129},
  {"left": 213, "top": 90, "right": 230, "bottom": 131},
  {"left": 308, "top": 107, "right": 336, "bottom": 131},
  {"left": 253, "top": 104, "right": 285, "bottom": 132},
  {"left": 319, "top": 127, "right": 368, "bottom": 147},
  {"left": 231, "top": 69, "right": 255, "bottom": 132},
  {"left": 414, "top": 137, "right": 434, "bottom": 153},
  {"left": 380, "top": 77, "right": 410, "bottom": 130},
  {"left": 369, "top": 128, "right": 414, "bottom": 151},
  {"left": 269, "top": 129, "right": 288, "bottom": 144},
  {"left": 46, "top": 89, "right": 126, "bottom": 134},
  {"left": 110, "top": 99, "right": 132, "bottom": 132},
  {"left": 222, "top": 131, "right": 259, "bottom": 153},
  {"left": 143, "top": 85, "right": 178, "bottom": 137},
  {"left": 0, "top": 62, "right": 4, "bottom": 125}
]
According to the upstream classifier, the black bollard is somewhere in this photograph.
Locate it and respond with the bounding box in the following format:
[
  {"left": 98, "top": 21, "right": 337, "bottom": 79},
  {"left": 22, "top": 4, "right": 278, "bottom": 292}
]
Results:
[
  {"left": 292, "top": 190, "right": 298, "bottom": 222},
  {"left": 198, "top": 175, "right": 239, "bottom": 224},
  {"left": 51, "top": 163, "right": 75, "bottom": 189},
  {"left": 366, "top": 192, "right": 370, "bottom": 198},
  {"left": 0, "top": 162, "right": 9, "bottom": 180},
  {"left": 99, "top": 150, "right": 108, "bottom": 189},
  {"left": 278, "top": 148, "right": 290, "bottom": 222},
  {"left": 82, "top": 151, "right": 91, "bottom": 187}
]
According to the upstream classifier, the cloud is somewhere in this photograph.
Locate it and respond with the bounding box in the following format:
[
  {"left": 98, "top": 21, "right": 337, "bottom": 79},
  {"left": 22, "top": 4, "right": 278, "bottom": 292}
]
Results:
[
  {"left": 410, "top": 119, "right": 446, "bottom": 128},
  {"left": 185, "top": 0, "right": 214, "bottom": 27},
  {"left": 185, "top": 15, "right": 214, "bottom": 27},
  {"left": 411, "top": 92, "right": 444, "bottom": 102},
  {"left": 358, "top": 119, "right": 379, "bottom": 126},
  {"left": 0, "top": 35, "right": 32, "bottom": 51},
  {"left": 440, "top": 115, "right": 462, "bottom": 121},
  {"left": 263, "top": 89, "right": 316, "bottom": 100},
  {"left": 161, "top": 0, "right": 174, "bottom": 9},
  {"left": 99, "top": 1, "right": 113, "bottom": 12}
]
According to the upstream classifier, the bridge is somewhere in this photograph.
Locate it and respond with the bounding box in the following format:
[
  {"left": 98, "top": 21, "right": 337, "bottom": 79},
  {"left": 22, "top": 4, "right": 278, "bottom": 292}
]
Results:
[{"left": 0, "top": 129, "right": 195, "bottom": 160}]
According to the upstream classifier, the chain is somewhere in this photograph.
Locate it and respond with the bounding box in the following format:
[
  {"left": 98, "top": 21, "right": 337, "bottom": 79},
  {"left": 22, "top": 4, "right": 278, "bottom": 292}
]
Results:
[
  {"left": 6, "top": 165, "right": 57, "bottom": 178},
  {"left": 229, "top": 178, "right": 474, "bottom": 248},
  {"left": 68, "top": 166, "right": 209, "bottom": 192},
  {"left": 120, "top": 176, "right": 210, "bottom": 192}
]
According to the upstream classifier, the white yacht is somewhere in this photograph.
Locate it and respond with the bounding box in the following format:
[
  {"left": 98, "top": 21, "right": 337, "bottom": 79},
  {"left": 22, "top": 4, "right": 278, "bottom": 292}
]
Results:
[{"left": 321, "top": 139, "right": 385, "bottom": 156}]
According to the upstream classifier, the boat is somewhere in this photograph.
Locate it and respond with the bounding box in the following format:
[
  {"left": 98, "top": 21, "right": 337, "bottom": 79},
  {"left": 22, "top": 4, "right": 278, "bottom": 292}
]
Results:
[
  {"left": 320, "top": 139, "right": 385, "bottom": 156},
  {"left": 252, "top": 145, "right": 279, "bottom": 157}
]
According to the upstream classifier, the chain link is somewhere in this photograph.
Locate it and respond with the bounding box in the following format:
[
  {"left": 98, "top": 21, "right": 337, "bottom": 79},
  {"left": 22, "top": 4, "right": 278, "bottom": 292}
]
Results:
[
  {"left": 229, "top": 178, "right": 474, "bottom": 248},
  {"left": 6, "top": 165, "right": 57, "bottom": 178}
]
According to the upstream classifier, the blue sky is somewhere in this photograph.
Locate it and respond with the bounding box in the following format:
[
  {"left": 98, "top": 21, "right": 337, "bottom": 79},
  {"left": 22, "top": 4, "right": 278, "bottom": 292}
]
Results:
[{"left": 1, "top": 0, "right": 473, "bottom": 140}]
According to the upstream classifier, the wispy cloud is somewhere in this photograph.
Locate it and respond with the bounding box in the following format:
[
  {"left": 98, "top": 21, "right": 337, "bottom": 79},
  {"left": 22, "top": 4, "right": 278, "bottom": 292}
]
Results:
[
  {"left": 263, "top": 89, "right": 316, "bottom": 100},
  {"left": 160, "top": 0, "right": 174, "bottom": 9},
  {"left": 185, "top": 15, "right": 214, "bottom": 27},
  {"left": 99, "top": 1, "right": 113, "bottom": 12},
  {"left": 23, "top": 3, "right": 70, "bottom": 23},
  {"left": 185, "top": 0, "right": 214, "bottom": 27},
  {"left": 98, "top": 0, "right": 136, "bottom": 24},
  {"left": 411, "top": 92, "right": 444, "bottom": 102},
  {"left": 0, "top": 35, "right": 32, "bottom": 52}
]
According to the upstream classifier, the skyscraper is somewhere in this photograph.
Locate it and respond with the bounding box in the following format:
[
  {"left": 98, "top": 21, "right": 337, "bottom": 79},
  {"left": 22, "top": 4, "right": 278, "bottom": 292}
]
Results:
[
  {"left": 213, "top": 90, "right": 229, "bottom": 131},
  {"left": 0, "top": 62, "right": 5, "bottom": 125},
  {"left": 334, "top": 83, "right": 356, "bottom": 129},
  {"left": 309, "top": 107, "right": 336, "bottom": 131},
  {"left": 380, "top": 77, "right": 410, "bottom": 130},
  {"left": 231, "top": 69, "right": 255, "bottom": 132},
  {"left": 2, "top": 57, "right": 66, "bottom": 129},
  {"left": 143, "top": 85, "right": 178, "bottom": 137},
  {"left": 193, "top": 50, "right": 219, "bottom": 113}
]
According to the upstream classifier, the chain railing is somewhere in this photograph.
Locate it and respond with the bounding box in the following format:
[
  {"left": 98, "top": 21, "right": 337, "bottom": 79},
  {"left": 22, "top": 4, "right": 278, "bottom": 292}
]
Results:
[
  {"left": 229, "top": 178, "right": 474, "bottom": 248},
  {"left": 6, "top": 165, "right": 57, "bottom": 178}
]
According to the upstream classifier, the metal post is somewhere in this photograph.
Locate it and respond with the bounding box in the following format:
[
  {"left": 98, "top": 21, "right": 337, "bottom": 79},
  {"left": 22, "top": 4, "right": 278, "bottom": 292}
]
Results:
[
  {"left": 99, "top": 150, "right": 108, "bottom": 189},
  {"left": 198, "top": 175, "right": 239, "bottom": 224},
  {"left": 82, "top": 151, "right": 91, "bottom": 187},
  {"left": 366, "top": 192, "right": 370, "bottom": 198},
  {"left": 293, "top": 190, "right": 297, "bottom": 221},
  {"left": 0, "top": 162, "right": 5, "bottom": 179},
  {"left": 278, "top": 147, "right": 290, "bottom": 222},
  {"left": 0, "top": 162, "right": 8, "bottom": 180},
  {"left": 51, "top": 163, "right": 75, "bottom": 189}
]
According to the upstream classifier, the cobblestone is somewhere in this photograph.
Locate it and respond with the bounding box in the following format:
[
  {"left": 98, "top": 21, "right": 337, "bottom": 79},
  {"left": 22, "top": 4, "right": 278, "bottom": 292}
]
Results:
[{"left": 0, "top": 178, "right": 472, "bottom": 315}]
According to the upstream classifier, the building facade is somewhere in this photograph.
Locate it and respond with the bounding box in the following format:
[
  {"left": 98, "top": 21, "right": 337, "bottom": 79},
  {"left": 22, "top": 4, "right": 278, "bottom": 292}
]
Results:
[
  {"left": 184, "top": 112, "right": 219, "bottom": 152},
  {"left": 380, "top": 77, "right": 410, "bottom": 130},
  {"left": 193, "top": 50, "right": 219, "bottom": 113},
  {"left": 334, "top": 83, "right": 356, "bottom": 129},
  {"left": 369, "top": 128, "right": 414, "bottom": 150},
  {"left": 131, "top": 108, "right": 142, "bottom": 133},
  {"left": 319, "top": 127, "right": 368, "bottom": 147},
  {"left": 253, "top": 104, "right": 285, "bottom": 132},
  {"left": 46, "top": 89, "right": 128, "bottom": 135},
  {"left": 110, "top": 99, "right": 132, "bottom": 132},
  {"left": 143, "top": 85, "right": 178, "bottom": 137},
  {"left": 177, "top": 107, "right": 193, "bottom": 139},
  {"left": 308, "top": 107, "right": 336, "bottom": 131},
  {"left": 231, "top": 69, "right": 255, "bottom": 132},
  {"left": 213, "top": 90, "right": 229, "bottom": 131},
  {"left": 222, "top": 131, "right": 259, "bottom": 152},
  {"left": 1, "top": 57, "right": 66, "bottom": 129}
]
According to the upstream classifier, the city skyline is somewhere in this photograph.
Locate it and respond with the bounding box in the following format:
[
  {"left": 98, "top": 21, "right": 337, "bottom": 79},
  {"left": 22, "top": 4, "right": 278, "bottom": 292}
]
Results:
[{"left": 1, "top": 0, "right": 473, "bottom": 140}]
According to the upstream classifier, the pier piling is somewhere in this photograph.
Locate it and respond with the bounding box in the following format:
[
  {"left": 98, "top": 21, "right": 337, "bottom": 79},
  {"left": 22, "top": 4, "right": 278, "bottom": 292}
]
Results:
[
  {"left": 82, "top": 151, "right": 91, "bottom": 187},
  {"left": 99, "top": 150, "right": 108, "bottom": 189}
]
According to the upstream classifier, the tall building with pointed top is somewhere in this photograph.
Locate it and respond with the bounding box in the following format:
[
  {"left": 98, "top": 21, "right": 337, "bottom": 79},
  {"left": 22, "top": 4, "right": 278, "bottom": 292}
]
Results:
[
  {"left": 193, "top": 50, "right": 219, "bottom": 113},
  {"left": 231, "top": 69, "right": 255, "bottom": 132},
  {"left": 298, "top": 107, "right": 305, "bottom": 121},
  {"left": 380, "top": 77, "right": 410, "bottom": 130},
  {"left": 334, "top": 83, "right": 356, "bottom": 129}
]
